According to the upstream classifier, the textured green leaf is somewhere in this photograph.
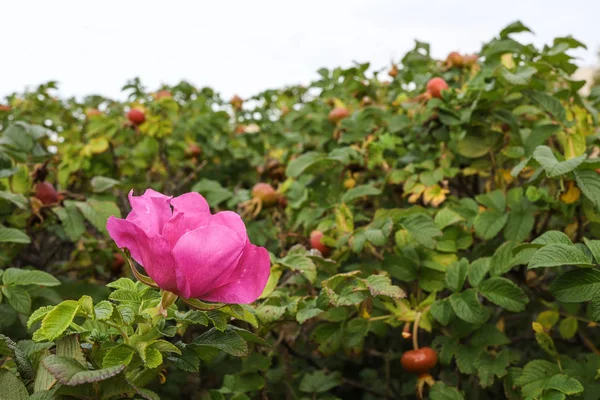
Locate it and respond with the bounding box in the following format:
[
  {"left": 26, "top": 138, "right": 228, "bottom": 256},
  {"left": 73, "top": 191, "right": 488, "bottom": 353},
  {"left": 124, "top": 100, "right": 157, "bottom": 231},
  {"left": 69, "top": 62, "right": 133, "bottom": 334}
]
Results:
[
  {"left": 299, "top": 370, "right": 342, "bottom": 393},
  {"left": 2, "top": 268, "right": 60, "bottom": 287},
  {"left": 550, "top": 268, "right": 600, "bottom": 302},
  {"left": 584, "top": 238, "right": 600, "bottom": 264},
  {"left": 53, "top": 202, "right": 86, "bottom": 242},
  {"left": 532, "top": 231, "right": 572, "bottom": 246},
  {"left": 401, "top": 213, "right": 442, "bottom": 249},
  {"left": 364, "top": 274, "right": 405, "bottom": 299},
  {"left": 94, "top": 301, "right": 114, "bottom": 321},
  {"left": 342, "top": 184, "right": 381, "bottom": 203},
  {"left": 0, "top": 369, "right": 29, "bottom": 400},
  {"left": 474, "top": 211, "right": 507, "bottom": 240},
  {"left": 574, "top": 170, "right": 600, "bottom": 209},
  {"left": 469, "top": 257, "right": 491, "bottom": 288},
  {"left": 38, "top": 300, "right": 80, "bottom": 341},
  {"left": 445, "top": 258, "right": 469, "bottom": 292},
  {"left": 0, "top": 226, "right": 30, "bottom": 244},
  {"left": 430, "top": 299, "right": 454, "bottom": 326},
  {"left": 103, "top": 344, "right": 135, "bottom": 368},
  {"left": 43, "top": 355, "right": 124, "bottom": 385},
  {"left": 449, "top": 289, "right": 487, "bottom": 324},
  {"left": 2, "top": 286, "right": 31, "bottom": 314},
  {"left": 429, "top": 382, "right": 465, "bottom": 400},
  {"left": 191, "top": 327, "right": 248, "bottom": 357},
  {"left": 532, "top": 146, "right": 585, "bottom": 177},
  {"left": 504, "top": 210, "right": 534, "bottom": 242},
  {"left": 479, "top": 277, "right": 528, "bottom": 312},
  {"left": 528, "top": 244, "right": 593, "bottom": 269},
  {"left": 90, "top": 176, "right": 121, "bottom": 193},
  {"left": 0, "top": 191, "right": 28, "bottom": 209},
  {"left": 489, "top": 241, "right": 518, "bottom": 276},
  {"left": 558, "top": 317, "right": 578, "bottom": 340},
  {"left": 529, "top": 92, "right": 567, "bottom": 123}
]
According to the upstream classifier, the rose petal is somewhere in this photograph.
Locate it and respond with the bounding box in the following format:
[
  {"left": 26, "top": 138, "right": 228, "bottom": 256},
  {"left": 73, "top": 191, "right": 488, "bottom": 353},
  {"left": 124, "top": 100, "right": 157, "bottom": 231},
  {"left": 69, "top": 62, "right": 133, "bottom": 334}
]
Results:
[
  {"left": 126, "top": 189, "right": 172, "bottom": 235},
  {"left": 162, "top": 211, "right": 210, "bottom": 248},
  {"left": 172, "top": 225, "right": 245, "bottom": 299},
  {"left": 170, "top": 192, "right": 210, "bottom": 214},
  {"left": 201, "top": 243, "right": 271, "bottom": 304},
  {"left": 209, "top": 211, "right": 247, "bottom": 244},
  {"left": 106, "top": 216, "right": 179, "bottom": 293}
]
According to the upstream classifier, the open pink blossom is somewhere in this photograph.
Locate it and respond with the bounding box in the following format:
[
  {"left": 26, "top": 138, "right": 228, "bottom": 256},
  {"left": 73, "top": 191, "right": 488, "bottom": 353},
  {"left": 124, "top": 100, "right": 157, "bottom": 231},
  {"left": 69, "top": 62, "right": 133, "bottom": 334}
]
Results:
[{"left": 106, "top": 189, "right": 270, "bottom": 304}]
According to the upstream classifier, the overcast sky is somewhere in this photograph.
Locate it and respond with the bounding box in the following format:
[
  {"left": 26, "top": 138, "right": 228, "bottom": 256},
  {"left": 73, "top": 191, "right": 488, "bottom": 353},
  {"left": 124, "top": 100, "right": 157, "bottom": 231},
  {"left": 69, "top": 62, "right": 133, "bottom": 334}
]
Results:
[{"left": 2, "top": 0, "right": 598, "bottom": 101}]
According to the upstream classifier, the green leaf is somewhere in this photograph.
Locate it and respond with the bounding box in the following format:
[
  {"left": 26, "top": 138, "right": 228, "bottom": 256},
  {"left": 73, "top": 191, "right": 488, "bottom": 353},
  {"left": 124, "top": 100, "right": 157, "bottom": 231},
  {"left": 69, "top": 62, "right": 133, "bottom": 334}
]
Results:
[
  {"left": 299, "top": 370, "right": 342, "bottom": 394},
  {"left": 501, "top": 66, "right": 537, "bottom": 85},
  {"left": 469, "top": 258, "right": 491, "bottom": 288},
  {"left": 0, "top": 370, "right": 29, "bottom": 400},
  {"left": 191, "top": 327, "right": 248, "bottom": 357},
  {"left": 449, "top": 289, "right": 487, "bottom": 324},
  {"left": 74, "top": 199, "right": 121, "bottom": 235},
  {"left": 285, "top": 152, "right": 327, "bottom": 178},
  {"left": 106, "top": 278, "right": 137, "bottom": 291},
  {"left": 94, "top": 301, "right": 114, "bottom": 321},
  {"left": 103, "top": 344, "right": 136, "bottom": 368},
  {"left": 504, "top": 210, "right": 534, "bottom": 242},
  {"left": 0, "top": 334, "right": 35, "bottom": 393},
  {"left": 0, "top": 191, "right": 28, "bottom": 209},
  {"left": 528, "top": 244, "right": 593, "bottom": 269},
  {"left": 584, "top": 238, "right": 600, "bottom": 264},
  {"left": 500, "top": 21, "right": 532, "bottom": 38},
  {"left": 550, "top": 268, "right": 600, "bottom": 302},
  {"left": 545, "top": 374, "right": 584, "bottom": 395},
  {"left": 190, "top": 179, "right": 233, "bottom": 207},
  {"left": 296, "top": 308, "right": 324, "bottom": 324},
  {"left": 142, "top": 347, "right": 163, "bottom": 369},
  {"left": 0, "top": 226, "right": 30, "bottom": 244},
  {"left": 2, "top": 268, "right": 60, "bottom": 287},
  {"left": 42, "top": 355, "right": 125, "bottom": 385},
  {"left": 341, "top": 184, "right": 381, "bottom": 203},
  {"left": 524, "top": 124, "right": 561, "bottom": 155},
  {"left": 445, "top": 258, "right": 468, "bottom": 292},
  {"left": 478, "top": 277, "right": 528, "bottom": 312},
  {"left": 558, "top": 317, "right": 578, "bottom": 340},
  {"left": 532, "top": 146, "right": 585, "bottom": 177},
  {"left": 90, "top": 176, "right": 121, "bottom": 193},
  {"left": 475, "top": 190, "right": 506, "bottom": 212},
  {"left": 532, "top": 231, "right": 572, "bottom": 246},
  {"left": 279, "top": 253, "right": 317, "bottom": 283},
  {"left": 53, "top": 202, "right": 86, "bottom": 242},
  {"left": 364, "top": 274, "right": 405, "bottom": 299},
  {"left": 401, "top": 213, "right": 442, "bottom": 249},
  {"left": 434, "top": 207, "right": 464, "bottom": 229},
  {"left": 528, "top": 92, "right": 567, "bottom": 122},
  {"left": 429, "top": 382, "right": 464, "bottom": 400},
  {"left": 574, "top": 170, "right": 600, "bottom": 209},
  {"left": 27, "top": 305, "right": 54, "bottom": 329},
  {"left": 38, "top": 300, "right": 80, "bottom": 341},
  {"left": 430, "top": 299, "right": 454, "bottom": 326},
  {"left": 456, "top": 133, "right": 497, "bottom": 158},
  {"left": 2, "top": 286, "right": 31, "bottom": 314},
  {"left": 474, "top": 211, "right": 508, "bottom": 240}
]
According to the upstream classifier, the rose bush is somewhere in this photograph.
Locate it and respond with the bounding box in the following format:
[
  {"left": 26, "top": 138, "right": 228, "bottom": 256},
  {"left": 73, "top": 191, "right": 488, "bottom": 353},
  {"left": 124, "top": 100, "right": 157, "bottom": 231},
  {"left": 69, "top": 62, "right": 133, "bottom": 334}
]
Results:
[
  {"left": 107, "top": 189, "right": 270, "bottom": 303},
  {"left": 0, "top": 21, "right": 599, "bottom": 400}
]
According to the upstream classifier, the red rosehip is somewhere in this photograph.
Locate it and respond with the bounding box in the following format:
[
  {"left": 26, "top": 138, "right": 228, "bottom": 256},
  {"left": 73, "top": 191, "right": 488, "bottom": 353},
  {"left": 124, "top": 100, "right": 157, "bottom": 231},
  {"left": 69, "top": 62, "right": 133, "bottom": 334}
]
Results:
[
  {"left": 401, "top": 347, "right": 438, "bottom": 374},
  {"left": 328, "top": 107, "right": 350, "bottom": 123},
  {"left": 35, "top": 182, "right": 59, "bottom": 205},
  {"left": 127, "top": 108, "right": 145, "bottom": 125},
  {"left": 426, "top": 77, "right": 449, "bottom": 99},
  {"left": 252, "top": 183, "right": 278, "bottom": 207},
  {"left": 310, "top": 230, "right": 331, "bottom": 257}
]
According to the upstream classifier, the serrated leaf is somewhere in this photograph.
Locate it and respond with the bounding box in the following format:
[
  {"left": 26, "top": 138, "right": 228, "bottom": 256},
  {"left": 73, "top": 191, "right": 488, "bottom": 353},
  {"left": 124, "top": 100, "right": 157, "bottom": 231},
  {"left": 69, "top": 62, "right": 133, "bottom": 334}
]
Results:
[
  {"left": 38, "top": 300, "right": 80, "bottom": 341},
  {"left": 299, "top": 370, "right": 342, "bottom": 394},
  {"left": 103, "top": 344, "right": 135, "bottom": 368},
  {"left": 0, "top": 226, "right": 30, "bottom": 244},
  {"left": 532, "top": 146, "right": 585, "bottom": 177},
  {"left": 469, "top": 258, "right": 491, "bottom": 287},
  {"left": 90, "top": 176, "right": 121, "bottom": 193},
  {"left": 429, "top": 382, "right": 465, "bottom": 400},
  {"left": 532, "top": 231, "right": 572, "bottom": 246},
  {"left": 401, "top": 213, "right": 442, "bottom": 249},
  {"left": 449, "top": 289, "right": 487, "bottom": 324},
  {"left": 43, "top": 355, "right": 125, "bottom": 385},
  {"left": 27, "top": 305, "right": 54, "bottom": 329},
  {"left": 550, "top": 268, "right": 600, "bottom": 302},
  {"left": 528, "top": 92, "right": 567, "bottom": 122},
  {"left": 430, "top": 299, "right": 453, "bottom": 326},
  {"left": 2, "top": 268, "right": 60, "bottom": 287},
  {"left": 342, "top": 184, "right": 381, "bottom": 203},
  {"left": 504, "top": 210, "right": 534, "bottom": 242},
  {"left": 0, "top": 369, "right": 29, "bottom": 400},
  {"left": 279, "top": 253, "right": 317, "bottom": 283},
  {"left": 191, "top": 327, "right": 248, "bottom": 357},
  {"left": 479, "top": 277, "right": 528, "bottom": 312},
  {"left": 574, "top": 170, "right": 600, "bottom": 209},
  {"left": 528, "top": 244, "right": 593, "bottom": 269},
  {"left": 474, "top": 211, "right": 508, "bottom": 240},
  {"left": 53, "top": 202, "right": 86, "bottom": 242},
  {"left": 445, "top": 259, "right": 468, "bottom": 292},
  {"left": 2, "top": 286, "right": 31, "bottom": 314},
  {"left": 94, "top": 301, "right": 114, "bottom": 321}
]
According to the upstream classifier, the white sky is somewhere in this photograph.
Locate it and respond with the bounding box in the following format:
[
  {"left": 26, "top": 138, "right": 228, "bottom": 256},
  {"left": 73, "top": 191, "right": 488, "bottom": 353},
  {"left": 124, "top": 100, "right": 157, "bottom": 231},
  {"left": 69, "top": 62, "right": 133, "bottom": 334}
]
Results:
[{"left": 2, "top": 0, "right": 599, "bottom": 101}]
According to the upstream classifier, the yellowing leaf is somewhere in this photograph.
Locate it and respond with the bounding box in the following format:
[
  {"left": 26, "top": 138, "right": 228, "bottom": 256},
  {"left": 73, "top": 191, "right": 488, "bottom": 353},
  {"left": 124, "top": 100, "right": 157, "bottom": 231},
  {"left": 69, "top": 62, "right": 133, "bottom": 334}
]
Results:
[
  {"left": 560, "top": 181, "right": 581, "bottom": 204},
  {"left": 81, "top": 137, "right": 109, "bottom": 157},
  {"left": 501, "top": 53, "right": 516, "bottom": 69},
  {"left": 423, "top": 184, "right": 450, "bottom": 207}
]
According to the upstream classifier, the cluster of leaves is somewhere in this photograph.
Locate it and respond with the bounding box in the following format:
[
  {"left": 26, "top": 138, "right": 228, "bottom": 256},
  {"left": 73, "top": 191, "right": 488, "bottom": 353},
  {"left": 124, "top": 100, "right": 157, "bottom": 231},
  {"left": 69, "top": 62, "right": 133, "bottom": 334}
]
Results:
[{"left": 0, "top": 21, "right": 600, "bottom": 399}]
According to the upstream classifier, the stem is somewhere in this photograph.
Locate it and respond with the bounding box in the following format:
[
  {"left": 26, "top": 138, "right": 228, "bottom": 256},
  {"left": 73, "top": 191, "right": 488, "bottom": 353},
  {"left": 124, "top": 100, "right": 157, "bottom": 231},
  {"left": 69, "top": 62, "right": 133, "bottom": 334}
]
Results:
[
  {"left": 369, "top": 315, "right": 392, "bottom": 322},
  {"left": 106, "top": 321, "right": 130, "bottom": 343},
  {"left": 413, "top": 312, "right": 422, "bottom": 350}
]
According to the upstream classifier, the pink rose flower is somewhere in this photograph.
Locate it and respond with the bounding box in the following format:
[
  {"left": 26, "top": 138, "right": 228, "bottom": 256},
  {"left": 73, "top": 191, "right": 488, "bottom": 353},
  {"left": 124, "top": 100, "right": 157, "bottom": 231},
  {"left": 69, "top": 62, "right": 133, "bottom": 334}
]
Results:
[{"left": 106, "top": 189, "right": 270, "bottom": 304}]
